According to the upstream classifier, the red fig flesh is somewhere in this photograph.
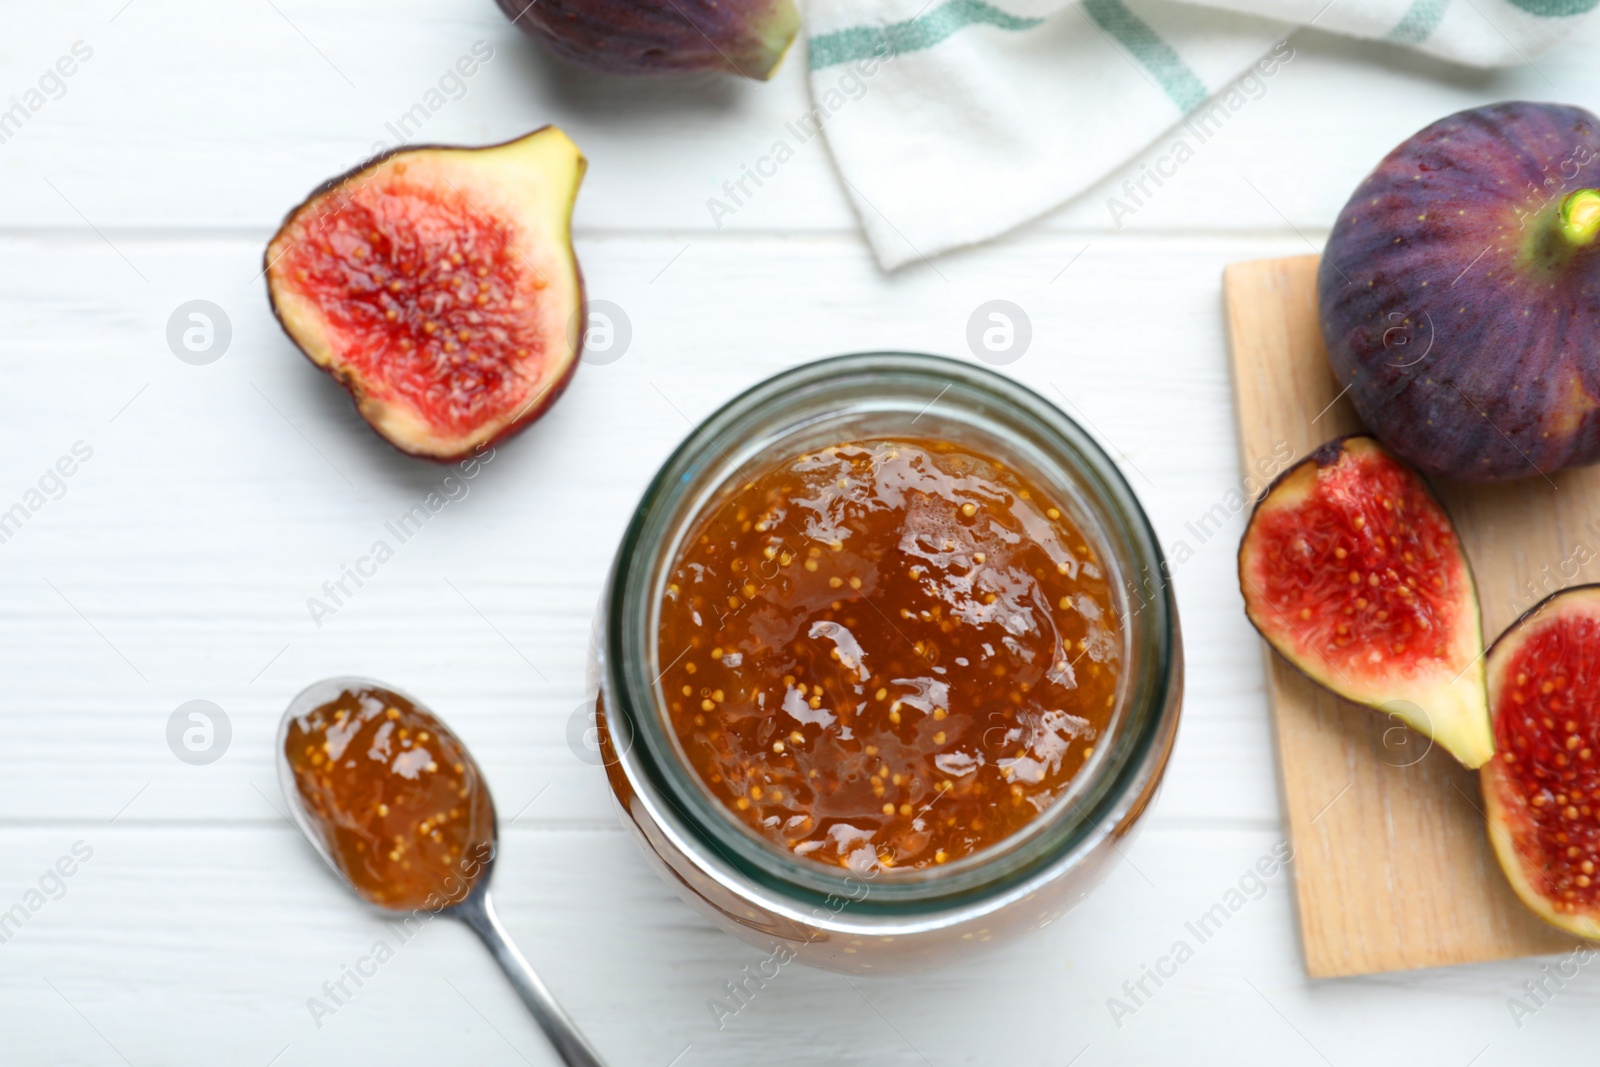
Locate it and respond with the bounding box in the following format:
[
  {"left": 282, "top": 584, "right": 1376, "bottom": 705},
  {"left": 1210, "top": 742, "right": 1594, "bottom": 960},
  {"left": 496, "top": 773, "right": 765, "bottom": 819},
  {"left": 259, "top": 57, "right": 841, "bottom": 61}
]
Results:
[
  {"left": 1238, "top": 435, "right": 1492, "bottom": 767},
  {"left": 1483, "top": 585, "right": 1600, "bottom": 938},
  {"left": 266, "top": 127, "right": 585, "bottom": 461}
]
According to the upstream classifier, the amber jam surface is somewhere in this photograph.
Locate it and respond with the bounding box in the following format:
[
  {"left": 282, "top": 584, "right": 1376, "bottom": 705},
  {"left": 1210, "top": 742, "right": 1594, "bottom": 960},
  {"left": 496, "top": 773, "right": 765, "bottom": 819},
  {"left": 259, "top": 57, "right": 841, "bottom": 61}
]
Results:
[
  {"left": 276, "top": 171, "right": 547, "bottom": 434},
  {"left": 656, "top": 438, "right": 1122, "bottom": 872},
  {"left": 284, "top": 685, "right": 495, "bottom": 911}
]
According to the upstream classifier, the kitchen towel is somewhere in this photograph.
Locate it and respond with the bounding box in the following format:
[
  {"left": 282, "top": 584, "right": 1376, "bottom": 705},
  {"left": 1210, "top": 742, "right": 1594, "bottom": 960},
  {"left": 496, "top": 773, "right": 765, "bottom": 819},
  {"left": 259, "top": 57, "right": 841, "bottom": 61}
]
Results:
[{"left": 799, "top": 0, "right": 1595, "bottom": 269}]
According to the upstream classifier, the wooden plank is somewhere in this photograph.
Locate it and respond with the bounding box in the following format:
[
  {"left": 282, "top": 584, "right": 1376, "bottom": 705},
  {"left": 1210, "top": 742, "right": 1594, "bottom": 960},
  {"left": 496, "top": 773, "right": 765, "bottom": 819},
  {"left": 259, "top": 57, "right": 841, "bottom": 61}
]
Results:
[
  {"left": 5, "top": 4, "right": 1600, "bottom": 234},
  {"left": 0, "top": 231, "right": 1308, "bottom": 829},
  {"left": 1223, "top": 254, "right": 1582, "bottom": 977},
  {"left": 0, "top": 822, "right": 1335, "bottom": 1067}
]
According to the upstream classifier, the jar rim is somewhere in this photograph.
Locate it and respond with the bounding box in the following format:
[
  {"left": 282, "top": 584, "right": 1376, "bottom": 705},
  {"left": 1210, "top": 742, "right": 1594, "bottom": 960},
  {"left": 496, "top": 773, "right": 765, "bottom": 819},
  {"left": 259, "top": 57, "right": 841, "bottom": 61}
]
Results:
[{"left": 601, "top": 353, "right": 1180, "bottom": 916}]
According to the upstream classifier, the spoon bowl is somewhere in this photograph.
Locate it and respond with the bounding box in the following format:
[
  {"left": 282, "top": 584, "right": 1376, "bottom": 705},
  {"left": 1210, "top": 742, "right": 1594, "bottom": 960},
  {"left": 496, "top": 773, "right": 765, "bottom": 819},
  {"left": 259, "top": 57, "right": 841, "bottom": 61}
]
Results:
[{"left": 276, "top": 676, "right": 606, "bottom": 1067}]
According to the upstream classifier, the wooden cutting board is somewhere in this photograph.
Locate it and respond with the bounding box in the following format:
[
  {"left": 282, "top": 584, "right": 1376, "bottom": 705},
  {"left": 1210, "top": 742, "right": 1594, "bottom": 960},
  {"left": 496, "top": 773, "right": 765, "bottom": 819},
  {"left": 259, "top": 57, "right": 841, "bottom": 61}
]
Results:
[{"left": 1223, "top": 255, "right": 1592, "bottom": 978}]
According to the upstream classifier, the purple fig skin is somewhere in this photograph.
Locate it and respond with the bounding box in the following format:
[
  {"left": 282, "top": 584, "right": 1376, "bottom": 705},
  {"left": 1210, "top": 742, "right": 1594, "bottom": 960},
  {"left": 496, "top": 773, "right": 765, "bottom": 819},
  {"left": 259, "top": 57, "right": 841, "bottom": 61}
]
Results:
[
  {"left": 1319, "top": 102, "right": 1600, "bottom": 482},
  {"left": 496, "top": 0, "right": 799, "bottom": 80}
]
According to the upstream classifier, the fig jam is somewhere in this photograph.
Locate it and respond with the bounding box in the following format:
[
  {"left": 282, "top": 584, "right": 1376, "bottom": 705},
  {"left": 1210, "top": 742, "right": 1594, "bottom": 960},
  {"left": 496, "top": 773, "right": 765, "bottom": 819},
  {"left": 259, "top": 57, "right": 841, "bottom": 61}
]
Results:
[
  {"left": 656, "top": 439, "right": 1121, "bottom": 872},
  {"left": 284, "top": 685, "right": 495, "bottom": 910}
]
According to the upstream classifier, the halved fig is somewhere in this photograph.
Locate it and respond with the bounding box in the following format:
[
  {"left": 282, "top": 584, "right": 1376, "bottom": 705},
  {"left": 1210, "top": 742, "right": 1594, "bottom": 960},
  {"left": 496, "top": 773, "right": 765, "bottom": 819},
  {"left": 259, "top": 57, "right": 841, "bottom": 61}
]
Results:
[
  {"left": 1483, "top": 585, "right": 1600, "bottom": 938},
  {"left": 1238, "top": 435, "right": 1492, "bottom": 768},
  {"left": 266, "top": 127, "right": 585, "bottom": 461}
]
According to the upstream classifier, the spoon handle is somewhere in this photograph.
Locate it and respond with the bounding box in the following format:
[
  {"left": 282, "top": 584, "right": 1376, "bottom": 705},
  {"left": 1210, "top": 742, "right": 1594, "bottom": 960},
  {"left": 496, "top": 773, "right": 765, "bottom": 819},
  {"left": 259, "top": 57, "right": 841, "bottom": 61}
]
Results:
[{"left": 456, "top": 890, "right": 608, "bottom": 1067}]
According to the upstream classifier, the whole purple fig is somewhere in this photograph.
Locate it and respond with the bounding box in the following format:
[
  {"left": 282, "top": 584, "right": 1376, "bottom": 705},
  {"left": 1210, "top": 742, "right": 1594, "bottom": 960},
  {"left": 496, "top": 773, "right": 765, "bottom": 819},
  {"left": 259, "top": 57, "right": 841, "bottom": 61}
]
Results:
[
  {"left": 497, "top": 0, "right": 799, "bottom": 80},
  {"left": 1319, "top": 102, "right": 1600, "bottom": 481}
]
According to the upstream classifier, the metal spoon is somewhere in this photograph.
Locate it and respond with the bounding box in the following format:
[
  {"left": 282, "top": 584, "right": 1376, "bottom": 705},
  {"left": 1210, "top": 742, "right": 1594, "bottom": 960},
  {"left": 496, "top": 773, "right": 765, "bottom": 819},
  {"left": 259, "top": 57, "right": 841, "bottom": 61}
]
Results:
[{"left": 276, "top": 676, "right": 606, "bottom": 1067}]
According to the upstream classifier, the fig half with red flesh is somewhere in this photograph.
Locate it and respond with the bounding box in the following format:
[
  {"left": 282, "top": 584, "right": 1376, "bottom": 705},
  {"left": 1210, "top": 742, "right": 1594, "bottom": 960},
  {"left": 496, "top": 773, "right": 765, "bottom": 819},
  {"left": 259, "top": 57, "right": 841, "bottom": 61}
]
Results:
[
  {"left": 1483, "top": 585, "right": 1600, "bottom": 938},
  {"left": 266, "top": 127, "right": 585, "bottom": 461},
  {"left": 1238, "top": 435, "right": 1492, "bottom": 768}
]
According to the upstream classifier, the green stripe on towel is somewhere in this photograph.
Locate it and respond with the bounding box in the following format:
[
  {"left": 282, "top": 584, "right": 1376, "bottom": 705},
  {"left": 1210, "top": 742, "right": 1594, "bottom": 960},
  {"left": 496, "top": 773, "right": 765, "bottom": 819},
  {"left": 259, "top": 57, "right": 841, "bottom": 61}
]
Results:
[
  {"left": 808, "top": 0, "right": 1045, "bottom": 70},
  {"left": 1502, "top": 0, "right": 1597, "bottom": 16},
  {"left": 1385, "top": 0, "right": 1450, "bottom": 43},
  {"left": 1082, "top": 0, "right": 1209, "bottom": 111}
]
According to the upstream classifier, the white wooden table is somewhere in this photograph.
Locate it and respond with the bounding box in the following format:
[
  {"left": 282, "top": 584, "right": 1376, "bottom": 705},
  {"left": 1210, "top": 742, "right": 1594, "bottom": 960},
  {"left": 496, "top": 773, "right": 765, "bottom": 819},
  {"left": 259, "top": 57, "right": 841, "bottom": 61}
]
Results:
[{"left": 4, "top": 3, "right": 1598, "bottom": 1064}]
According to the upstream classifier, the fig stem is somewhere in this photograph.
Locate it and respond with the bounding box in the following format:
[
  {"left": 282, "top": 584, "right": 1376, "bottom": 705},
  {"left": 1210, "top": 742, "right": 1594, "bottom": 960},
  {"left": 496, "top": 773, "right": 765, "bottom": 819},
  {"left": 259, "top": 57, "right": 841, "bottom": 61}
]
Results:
[{"left": 1559, "top": 189, "right": 1600, "bottom": 247}]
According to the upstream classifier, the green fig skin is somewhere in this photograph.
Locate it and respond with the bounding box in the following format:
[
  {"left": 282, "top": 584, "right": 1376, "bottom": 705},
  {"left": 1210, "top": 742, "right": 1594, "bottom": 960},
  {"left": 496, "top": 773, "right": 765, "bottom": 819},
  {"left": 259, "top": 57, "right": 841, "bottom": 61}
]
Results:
[
  {"left": 497, "top": 0, "right": 799, "bottom": 80},
  {"left": 1319, "top": 102, "right": 1600, "bottom": 482}
]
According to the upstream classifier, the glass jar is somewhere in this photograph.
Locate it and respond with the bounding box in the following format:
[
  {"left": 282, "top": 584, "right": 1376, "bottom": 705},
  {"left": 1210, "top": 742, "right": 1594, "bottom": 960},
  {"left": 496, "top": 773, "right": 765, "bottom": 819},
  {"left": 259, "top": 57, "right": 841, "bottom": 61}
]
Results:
[{"left": 591, "top": 352, "right": 1182, "bottom": 974}]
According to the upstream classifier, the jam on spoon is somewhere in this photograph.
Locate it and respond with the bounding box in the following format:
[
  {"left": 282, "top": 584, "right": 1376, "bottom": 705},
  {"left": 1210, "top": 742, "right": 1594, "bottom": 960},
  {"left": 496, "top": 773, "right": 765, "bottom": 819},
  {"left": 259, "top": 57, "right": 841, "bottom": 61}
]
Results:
[
  {"left": 283, "top": 685, "right": 495, "bottom": 910},
  {"left": 278, "top": 678, "right": 606, "bottom": 1067}
]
